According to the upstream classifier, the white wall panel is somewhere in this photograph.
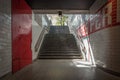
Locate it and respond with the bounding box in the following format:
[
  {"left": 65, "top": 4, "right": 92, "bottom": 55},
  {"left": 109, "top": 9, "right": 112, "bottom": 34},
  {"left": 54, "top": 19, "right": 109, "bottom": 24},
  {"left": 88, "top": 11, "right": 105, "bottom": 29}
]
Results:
[{"left": 0, "top": 0, "right": 11, "bottom": 77}]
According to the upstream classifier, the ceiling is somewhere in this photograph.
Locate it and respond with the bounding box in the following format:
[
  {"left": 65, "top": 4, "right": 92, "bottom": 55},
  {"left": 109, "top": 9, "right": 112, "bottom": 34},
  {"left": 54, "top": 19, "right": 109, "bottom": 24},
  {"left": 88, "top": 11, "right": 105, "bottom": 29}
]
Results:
[{"left": 26, "top": 0, "right": 96, "bottom": 10}]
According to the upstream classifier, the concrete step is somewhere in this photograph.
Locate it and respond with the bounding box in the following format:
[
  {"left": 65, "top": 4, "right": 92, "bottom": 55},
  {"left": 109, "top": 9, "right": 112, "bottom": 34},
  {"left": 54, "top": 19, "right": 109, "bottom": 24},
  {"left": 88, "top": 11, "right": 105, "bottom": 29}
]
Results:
[
  {"left": 49, "top": 26, "right": 70, "bottom": 34},
  {"left": 40, "top": 34, "right": 79, "bottom": 52},
  {"left": 39, "top": 52, "right": 81, "bottom": 56},
  {"left": 38, "top": 55, "right": 82, "bottom": 59},
  {"left": 38, "top": 30, "right": 82, "bottom": 59}
]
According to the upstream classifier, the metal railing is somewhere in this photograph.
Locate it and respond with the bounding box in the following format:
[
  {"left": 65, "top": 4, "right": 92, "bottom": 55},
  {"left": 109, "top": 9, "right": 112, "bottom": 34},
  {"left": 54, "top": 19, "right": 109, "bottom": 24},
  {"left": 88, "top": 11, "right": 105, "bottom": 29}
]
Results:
[{"left": 34, "top": 27, "right": 48, "bottom": 52}]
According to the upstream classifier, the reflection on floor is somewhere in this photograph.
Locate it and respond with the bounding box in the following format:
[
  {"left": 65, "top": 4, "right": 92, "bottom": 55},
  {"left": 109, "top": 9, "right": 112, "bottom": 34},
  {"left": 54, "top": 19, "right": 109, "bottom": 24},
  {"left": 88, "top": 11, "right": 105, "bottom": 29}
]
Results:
[{"left": 1, "top": 60, "right": 120, "bottom": 80}]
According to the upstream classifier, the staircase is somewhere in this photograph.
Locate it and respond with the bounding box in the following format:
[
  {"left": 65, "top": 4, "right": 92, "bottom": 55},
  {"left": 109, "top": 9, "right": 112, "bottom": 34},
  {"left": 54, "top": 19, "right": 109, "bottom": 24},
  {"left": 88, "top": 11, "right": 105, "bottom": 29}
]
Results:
[{"left": 38, "top": 26, "right": 82, "bottom": 59}]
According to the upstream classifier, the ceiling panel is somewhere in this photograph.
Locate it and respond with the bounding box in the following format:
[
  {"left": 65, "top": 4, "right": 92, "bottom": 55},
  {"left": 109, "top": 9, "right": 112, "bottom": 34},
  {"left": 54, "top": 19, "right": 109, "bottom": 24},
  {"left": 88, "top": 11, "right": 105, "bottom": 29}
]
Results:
[{"left": 26, "top": 0, "right": 96, "bottom": 10}]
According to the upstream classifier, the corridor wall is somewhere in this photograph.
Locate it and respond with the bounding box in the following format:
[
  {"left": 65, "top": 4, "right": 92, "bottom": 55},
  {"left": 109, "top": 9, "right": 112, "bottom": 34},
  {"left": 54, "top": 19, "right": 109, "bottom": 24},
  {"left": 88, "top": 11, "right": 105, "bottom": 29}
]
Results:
[
  {"left": 89, "top": 0, "right": 120, "bottom": 73},
  {"left": 0, "top": 0, "right": 12, "bottom": 77}
]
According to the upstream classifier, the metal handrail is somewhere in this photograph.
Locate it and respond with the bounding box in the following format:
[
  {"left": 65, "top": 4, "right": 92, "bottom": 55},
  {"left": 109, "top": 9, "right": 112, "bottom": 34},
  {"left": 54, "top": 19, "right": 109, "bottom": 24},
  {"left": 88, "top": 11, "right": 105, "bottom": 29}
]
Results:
[{"left": 34, "top": 27, "right": 46, "bottom": 52}]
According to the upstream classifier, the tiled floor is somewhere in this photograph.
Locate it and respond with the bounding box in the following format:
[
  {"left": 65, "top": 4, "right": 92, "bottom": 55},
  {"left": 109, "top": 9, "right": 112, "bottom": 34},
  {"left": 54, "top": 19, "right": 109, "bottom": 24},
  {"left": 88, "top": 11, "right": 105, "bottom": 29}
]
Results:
[{"left": 1, "top": 60, "right": 120, "bottom": 80}]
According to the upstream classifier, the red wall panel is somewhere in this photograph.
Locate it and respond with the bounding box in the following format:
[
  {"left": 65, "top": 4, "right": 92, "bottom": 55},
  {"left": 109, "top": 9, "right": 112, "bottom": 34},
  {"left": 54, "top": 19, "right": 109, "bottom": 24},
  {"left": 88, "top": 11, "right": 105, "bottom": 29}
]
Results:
[{"left": 12, "top": 0, "right": 32, "bottom": 73}]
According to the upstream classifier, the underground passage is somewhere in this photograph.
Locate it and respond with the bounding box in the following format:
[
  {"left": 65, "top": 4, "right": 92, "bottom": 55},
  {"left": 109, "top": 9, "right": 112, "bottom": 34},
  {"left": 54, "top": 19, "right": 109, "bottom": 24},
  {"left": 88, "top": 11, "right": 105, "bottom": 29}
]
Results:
[{"left": 0, "top": 0, "right": 120, "bottom": 80}]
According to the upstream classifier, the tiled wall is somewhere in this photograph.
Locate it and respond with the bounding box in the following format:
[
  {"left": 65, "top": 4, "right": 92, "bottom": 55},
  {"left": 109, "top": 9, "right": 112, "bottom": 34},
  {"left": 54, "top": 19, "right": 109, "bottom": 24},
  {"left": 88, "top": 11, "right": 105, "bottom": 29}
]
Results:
[
  {"left": 90, "top": 26, "right": 120, "bottom": 72},
  {"left": 89, "top": 0, "right": 120, "bottom": 73},
  {"left": 0, "top": 0, "right": 11, "bottom": 77}
]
